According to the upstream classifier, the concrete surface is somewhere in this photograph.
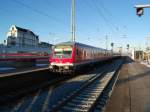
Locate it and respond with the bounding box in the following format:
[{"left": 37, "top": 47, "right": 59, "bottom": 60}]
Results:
[{"left": 105, "top": 58, "right": 150, "bottom": 112}]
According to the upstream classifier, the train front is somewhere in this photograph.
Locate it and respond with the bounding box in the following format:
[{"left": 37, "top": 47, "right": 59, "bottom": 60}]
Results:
[{"left": 49, "top": 43, "right": 75, "bottom": 73}]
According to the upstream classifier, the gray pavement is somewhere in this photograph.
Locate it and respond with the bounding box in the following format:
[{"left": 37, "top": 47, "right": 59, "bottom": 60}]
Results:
[{"left": 105, "top": 59, "right": 150, "bottom": 112}]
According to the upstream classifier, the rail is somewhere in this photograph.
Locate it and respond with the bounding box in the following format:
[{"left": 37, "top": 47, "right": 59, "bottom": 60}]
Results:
[{"left": 50, "top": 59, "right": 123, "bottom": 112}]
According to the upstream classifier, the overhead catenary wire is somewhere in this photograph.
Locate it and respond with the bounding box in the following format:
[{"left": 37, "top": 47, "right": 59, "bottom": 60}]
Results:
[
  {"left": 97, "top": 0, "right": 115, "bottom": 22},
  {"left": 83, "top": 0, "right": 125, "bottom": 49},
  {"left": 83, "top": 1, "right": 103, "bottom": 26},
  {"left": 13, "top": 0, "right": 73, "bottom": 41},
  {"left": 44, "top": 0, "right": 62, "bottom": 13},
  {"left": 97, "top": 0, "right": 119, "bottom": 30},
  {"left": 0, "top": 7, "right": 70, "bottom": 40},
  {"left": 92, "top": 0, "right": 118, "bottom": 33},
  {"left": 13, "top": 0, "right": 67, "bottom": 27},
  {"left": 86, "top": 1, "right": 112, "bottom": 34},
  {"left": 98, "top": 0, "right": 129, "bottom": 39},
  {"left": 84, "top": 0, "right": 120, "bottom": 34}
]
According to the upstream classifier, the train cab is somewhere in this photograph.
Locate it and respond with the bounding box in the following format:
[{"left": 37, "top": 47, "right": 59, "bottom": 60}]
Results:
[{"left": 49, "top": 42, "right": 75, "bottom": 73}]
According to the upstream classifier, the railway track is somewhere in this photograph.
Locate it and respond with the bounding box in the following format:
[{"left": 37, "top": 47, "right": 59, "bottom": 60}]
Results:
[
  {"left": 8, "top": 63, "right": 110, "bottom": 112},
  {"left": 0, "top": 68, "right": 79, "bottom": 104},
  {"left": 0, "top": 60, "right": 107, "bottom": 102},
  {"left": 0, "top": 58, "right": 123, "bottom": 112},
  {"left": 50, "top": 59, "right": 123, "bottom": 112},
  {"left": 0, "top": 59, "right": 113, "bottom": 103}
]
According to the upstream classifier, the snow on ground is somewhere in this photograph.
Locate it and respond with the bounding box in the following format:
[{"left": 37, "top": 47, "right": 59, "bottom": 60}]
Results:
[{"left": 140, "top": 61, "right": 150, "bottom": 67}]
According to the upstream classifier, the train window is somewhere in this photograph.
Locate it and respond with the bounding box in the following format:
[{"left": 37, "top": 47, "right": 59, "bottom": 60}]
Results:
[
  {"left": 54, "top": 51, "right": 62, "bottom": 58},
  {"left": 76, "top": 49, "right": 78, "bottom": 56},
  {"left": 63, "top": 50, "right": 72, "bottom": 58},
  {"left": 82, "top": 50, "right": 85, "bottom": 57},
  {"left": 84, "top": 51, "right": 86, "bottom": 58},
  {"left": 53, "top": 51, "right": 72, "bottom": 58}
]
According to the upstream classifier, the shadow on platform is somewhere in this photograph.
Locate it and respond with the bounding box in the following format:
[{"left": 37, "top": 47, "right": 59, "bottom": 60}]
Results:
[
  {"left": 117, "top": 70, "right": 150, "bottom": 85},
  {"left": 123, "top": 56, "right": 134, "bottom": 65}
]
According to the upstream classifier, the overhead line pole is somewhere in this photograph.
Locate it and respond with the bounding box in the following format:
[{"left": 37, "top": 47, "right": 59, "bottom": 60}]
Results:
[
  {"left": 71, "top": 0, "right": 76, "bottom": 42},
  {"left": 105, "top": 35, "right": 108, "bottom": 50}
]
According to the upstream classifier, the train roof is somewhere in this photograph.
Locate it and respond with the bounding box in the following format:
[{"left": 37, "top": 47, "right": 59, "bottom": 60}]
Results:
[{"left": 55, "top": 41, "right": 107, "bottom": 51}]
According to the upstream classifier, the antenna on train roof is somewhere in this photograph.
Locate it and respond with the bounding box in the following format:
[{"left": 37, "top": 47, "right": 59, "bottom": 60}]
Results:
[{"left": 71, "top": 0, "right": 76, "bottom": 42}]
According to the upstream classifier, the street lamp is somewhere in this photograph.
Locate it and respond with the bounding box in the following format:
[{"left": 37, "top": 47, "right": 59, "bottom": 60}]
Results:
[
  {"left": 135, "top": 4, "right": 150, "bottom": 17},
  {"left": 136, "top": 7, "right": 144, "bottom": 17}
]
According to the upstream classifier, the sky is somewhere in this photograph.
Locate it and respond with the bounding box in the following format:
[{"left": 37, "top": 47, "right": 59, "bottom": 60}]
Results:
[{"left": 0, "top": 0, "right": 150, "bottom": 51}]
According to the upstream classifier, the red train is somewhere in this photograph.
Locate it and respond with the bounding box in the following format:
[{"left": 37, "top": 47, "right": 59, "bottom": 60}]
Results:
[{"left": 49, "top": 41, "right": 115, "bottom": 73}]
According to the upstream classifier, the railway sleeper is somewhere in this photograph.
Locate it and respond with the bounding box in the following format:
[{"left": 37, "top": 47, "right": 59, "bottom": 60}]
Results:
[
  {"left": 85, "top": 86, "right": 104, "bottom": 90},
  {"left": 80, "top": 94, "right": 98, "bottom": 99},
  {"left": 79, "top": 94, "right": 98, "bottom": 99},
  {"left": 80, "top": 90, "right": 98, "bottom": 95},
  {"left": 71, "top": 99, "right": 94, "bottom": 104},
  {"left": 78, "top": 93, "right": 90, "bottom": 97},
  {"left": 62, "top": 106, "right": 87, "bottom": 112},
  {"left": 64, "top": 103, "right": 92, "bottom": 110},
  {"left": 88, "top": 88, "right": 104, "bottom": 92},
  {"left": 82, "top": 92, "right": 100, "bottom": 97},
  {"left": 75, "top": 96, "right": 96, "bottom": 101},
  {"left": 82, "top": 89, "right": 103, "bottom": 94},
  {"left": 85, "top": 85, "right": 102, "bottom": 89},
  {"left": 67, "top": 102, "right": 92, "bottom": 108}
]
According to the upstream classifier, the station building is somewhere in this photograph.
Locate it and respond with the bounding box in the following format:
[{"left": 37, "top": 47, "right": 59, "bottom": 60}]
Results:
[
  {"left": 6, "top": 25, "right": 39, "bottom": 47},
  {"left": 38, "top": 41, "right": 53, "bottom": 48}
]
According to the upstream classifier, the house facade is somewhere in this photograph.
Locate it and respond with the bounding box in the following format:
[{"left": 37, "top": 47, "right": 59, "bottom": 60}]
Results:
[{"left": 6, "top": 25, "right": 39, "bottom": 47}]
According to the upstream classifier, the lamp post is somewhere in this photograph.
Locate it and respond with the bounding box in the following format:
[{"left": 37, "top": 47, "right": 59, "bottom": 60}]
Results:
[{"left": 135, "top": 4, "right": 150, "bottom": 17}]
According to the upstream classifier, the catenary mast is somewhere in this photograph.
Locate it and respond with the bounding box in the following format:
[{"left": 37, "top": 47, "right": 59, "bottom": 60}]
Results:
[{"left": 71, "top": 0, "right": 75, "bottom": 42}]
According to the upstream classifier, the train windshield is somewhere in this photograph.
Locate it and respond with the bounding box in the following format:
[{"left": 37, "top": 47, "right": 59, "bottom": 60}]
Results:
[
  {"left": 63, "top": 50, "right": 72, "bottom": 58},
  {"left": 53, "top": 51, "right": 63, "bottom": 58},
  {"left": 53, "top": 47, "right": 72, "bottom": 58}
]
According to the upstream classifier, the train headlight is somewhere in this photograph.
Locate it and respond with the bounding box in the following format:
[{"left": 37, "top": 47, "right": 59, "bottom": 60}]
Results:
[
  {"left": 64, "top": 66, "right": 69, "bottom": 69},
  {"left": 49, "top": 65, "right": 53, "bottom": 69}
]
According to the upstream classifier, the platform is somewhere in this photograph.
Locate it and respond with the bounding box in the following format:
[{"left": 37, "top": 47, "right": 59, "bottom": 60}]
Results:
[
  {"left": 105, "top": 58, "right": 150, "bottom": 112},
  {"left": 0, "top": 64, "right": 48, "bottom": 75}
]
